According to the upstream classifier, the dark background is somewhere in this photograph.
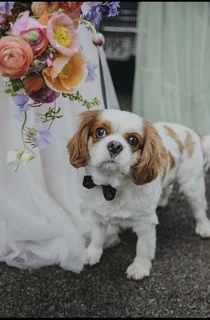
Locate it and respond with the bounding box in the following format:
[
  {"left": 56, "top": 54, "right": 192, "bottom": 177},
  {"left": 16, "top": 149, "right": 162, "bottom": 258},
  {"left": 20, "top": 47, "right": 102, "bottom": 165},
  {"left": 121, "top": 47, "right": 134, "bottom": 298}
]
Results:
[{"left": 108, "top": 59, "right": 135, "bottom": 112}]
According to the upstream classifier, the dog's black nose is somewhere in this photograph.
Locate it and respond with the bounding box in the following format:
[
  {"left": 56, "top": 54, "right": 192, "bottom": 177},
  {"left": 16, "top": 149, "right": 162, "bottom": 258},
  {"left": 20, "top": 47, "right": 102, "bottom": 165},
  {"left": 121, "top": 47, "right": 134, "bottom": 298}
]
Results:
[{"left": 107, "top": 141, "right": 123, "bottom": 156}]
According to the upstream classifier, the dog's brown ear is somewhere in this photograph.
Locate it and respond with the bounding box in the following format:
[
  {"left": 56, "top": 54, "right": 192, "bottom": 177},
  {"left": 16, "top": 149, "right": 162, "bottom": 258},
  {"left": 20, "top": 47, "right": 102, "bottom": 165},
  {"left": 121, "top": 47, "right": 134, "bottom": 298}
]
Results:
[
  {"left": 67, "top": 110, "right": 101, "bottom": 168},
  {"left": 132, "top": 121, "right": 167, "bottom": 185}
]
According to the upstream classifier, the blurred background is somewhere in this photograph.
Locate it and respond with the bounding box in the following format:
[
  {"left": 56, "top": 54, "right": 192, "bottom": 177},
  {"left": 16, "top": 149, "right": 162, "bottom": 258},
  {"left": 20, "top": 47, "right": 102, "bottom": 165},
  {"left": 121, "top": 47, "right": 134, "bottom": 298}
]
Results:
[
  {"left": 100, "top": 1, "right": 210, "bottom": 135},
  {"left": 99, "top": 1, "right": 137, "bottom": 112}
]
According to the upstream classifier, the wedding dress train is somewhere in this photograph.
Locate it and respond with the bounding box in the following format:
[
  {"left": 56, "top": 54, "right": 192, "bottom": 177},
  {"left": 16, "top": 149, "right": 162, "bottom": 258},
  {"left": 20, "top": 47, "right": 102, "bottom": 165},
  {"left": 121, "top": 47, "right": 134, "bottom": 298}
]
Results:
[{"left": 0, "top": 21, "right": 120, "bottom": 273}]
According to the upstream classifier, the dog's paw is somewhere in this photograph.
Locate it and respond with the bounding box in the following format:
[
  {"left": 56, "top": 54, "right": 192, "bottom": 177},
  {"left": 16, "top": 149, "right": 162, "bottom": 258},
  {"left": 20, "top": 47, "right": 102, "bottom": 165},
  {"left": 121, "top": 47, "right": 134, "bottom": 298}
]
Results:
[
  {"left": 84, "top": 247, "right": 103, "bottom": 266},
  {"left": 196, "top": 220, "right": 210, "bottom": 238},
  {"left": 126, "top": 260, "right": 151, "bottom": 281}
]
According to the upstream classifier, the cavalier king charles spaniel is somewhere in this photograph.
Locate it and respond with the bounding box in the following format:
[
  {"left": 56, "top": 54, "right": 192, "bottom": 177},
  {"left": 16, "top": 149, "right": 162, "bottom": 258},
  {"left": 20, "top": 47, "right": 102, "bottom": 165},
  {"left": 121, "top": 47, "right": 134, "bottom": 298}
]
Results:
[{"left": 67, "top": 109, "right": 210, "bottom": 280}]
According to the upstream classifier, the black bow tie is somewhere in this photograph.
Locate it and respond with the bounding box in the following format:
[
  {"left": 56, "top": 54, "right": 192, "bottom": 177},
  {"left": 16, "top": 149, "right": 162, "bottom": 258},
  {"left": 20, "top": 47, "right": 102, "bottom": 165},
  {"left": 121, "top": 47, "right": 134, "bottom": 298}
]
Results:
[{"left": 83, "top": 175, "right": 116, "bottom": 201}]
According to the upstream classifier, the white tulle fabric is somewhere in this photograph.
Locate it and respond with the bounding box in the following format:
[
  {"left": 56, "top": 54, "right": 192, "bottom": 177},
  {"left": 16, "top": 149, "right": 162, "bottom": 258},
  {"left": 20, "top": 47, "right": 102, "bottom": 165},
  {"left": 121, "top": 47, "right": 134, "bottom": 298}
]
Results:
[{"left": 0, "top": 12, "right": 120, "bottom": 273}]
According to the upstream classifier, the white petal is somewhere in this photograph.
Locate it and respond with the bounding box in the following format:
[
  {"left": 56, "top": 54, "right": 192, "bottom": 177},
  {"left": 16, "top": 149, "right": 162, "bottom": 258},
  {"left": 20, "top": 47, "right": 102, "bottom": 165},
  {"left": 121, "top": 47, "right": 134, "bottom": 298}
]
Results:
[{"left": 6, "top": 151, "right": 20, "bottom": 172}]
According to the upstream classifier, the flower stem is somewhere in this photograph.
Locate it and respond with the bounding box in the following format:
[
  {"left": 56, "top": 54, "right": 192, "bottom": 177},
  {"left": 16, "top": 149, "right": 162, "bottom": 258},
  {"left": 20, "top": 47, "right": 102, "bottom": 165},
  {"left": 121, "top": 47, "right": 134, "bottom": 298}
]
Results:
[
  {"left": 73, "top": 18, "right": 97, "bottom": 35},
  {"left": 5, "top": 32, "right": 28, "bottom": 40},
  {"left": 31, "top": 13, "right": 54, "bottom": 19},
  {"left": 21, "top": 112, "right": 35, "bottom": 154}
]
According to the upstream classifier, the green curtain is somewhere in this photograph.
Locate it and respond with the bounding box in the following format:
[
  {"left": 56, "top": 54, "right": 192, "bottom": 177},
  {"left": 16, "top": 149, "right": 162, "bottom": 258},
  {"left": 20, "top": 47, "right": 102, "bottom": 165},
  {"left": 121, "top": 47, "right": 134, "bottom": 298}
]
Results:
[{"left": 132, "top": 2, "right": 210, "bottom": 134}]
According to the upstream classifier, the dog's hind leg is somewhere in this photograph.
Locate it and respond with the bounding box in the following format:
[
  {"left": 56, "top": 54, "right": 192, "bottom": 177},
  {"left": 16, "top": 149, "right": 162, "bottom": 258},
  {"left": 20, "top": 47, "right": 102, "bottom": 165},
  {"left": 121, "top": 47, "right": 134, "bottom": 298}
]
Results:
[
  {"left": 104, "top": 225, "right": 121, "bottom": 249},
  {"left": 178, "top": 172, "right": 210, "bottom": 238}
]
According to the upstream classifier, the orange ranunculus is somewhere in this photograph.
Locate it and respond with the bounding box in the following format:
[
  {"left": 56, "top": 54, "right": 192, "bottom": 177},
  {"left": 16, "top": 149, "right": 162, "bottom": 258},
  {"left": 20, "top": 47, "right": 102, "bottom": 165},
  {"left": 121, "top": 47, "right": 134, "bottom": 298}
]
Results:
[
  {"left": 0, "top": 36, "right": 33, "bottom": 78},
  {"left": 23, "top": 73, "right": 45, "bottom": 93},
  {"left": 43, "top": 51, "right": 86, "bottom": 93},
  {"left": 31, "top": 2, "right": 59, "bottom": 16},
  {"left": 59, "top": 2, "right": 83, "bottom": 29}
]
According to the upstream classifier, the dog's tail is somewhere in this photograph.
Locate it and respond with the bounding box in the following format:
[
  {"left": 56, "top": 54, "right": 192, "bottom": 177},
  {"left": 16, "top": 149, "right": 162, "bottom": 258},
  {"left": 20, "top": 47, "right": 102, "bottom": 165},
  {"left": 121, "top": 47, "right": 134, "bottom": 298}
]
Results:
[{"left": 201, "top": 135, "right": 210, "bottom": 172}]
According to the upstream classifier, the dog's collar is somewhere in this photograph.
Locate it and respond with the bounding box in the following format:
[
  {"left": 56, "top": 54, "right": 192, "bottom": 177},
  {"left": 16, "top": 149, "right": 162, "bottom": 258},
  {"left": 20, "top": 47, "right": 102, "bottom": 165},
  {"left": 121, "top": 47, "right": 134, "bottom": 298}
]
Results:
[{"left": 82, "top": 175, "right": 117, "bottom": 201}]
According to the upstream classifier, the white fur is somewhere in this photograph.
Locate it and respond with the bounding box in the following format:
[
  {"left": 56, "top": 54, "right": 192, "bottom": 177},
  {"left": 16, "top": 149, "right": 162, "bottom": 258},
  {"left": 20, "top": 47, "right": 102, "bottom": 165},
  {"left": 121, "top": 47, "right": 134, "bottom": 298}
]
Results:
[{"left": 75, "top": 109, "right": 210, "bottom": 280}]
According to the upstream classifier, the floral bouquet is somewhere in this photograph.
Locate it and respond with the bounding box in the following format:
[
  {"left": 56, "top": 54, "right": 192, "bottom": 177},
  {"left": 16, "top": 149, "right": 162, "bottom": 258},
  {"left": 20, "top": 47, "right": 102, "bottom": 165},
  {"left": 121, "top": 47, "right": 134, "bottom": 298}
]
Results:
[{"left": 0, "top": 1, "right": 120, "bottom": 171}]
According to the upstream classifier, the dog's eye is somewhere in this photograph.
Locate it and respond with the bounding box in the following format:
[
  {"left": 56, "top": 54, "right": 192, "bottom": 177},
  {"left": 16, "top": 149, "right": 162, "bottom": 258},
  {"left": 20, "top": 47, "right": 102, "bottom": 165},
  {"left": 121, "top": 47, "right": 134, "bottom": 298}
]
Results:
[
  {"left": 127, "top": 136, "right": 138, "bottom": 146},
  {"left": 96, "top": 127, "right": 106, "bottom": 138}
]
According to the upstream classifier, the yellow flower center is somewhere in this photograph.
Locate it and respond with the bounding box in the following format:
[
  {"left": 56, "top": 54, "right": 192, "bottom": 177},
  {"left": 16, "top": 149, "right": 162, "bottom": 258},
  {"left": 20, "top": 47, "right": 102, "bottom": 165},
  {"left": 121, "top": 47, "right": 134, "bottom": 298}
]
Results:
[
  {"left": 54, "top": 26, "right": 72, "bottom": 47},
  {"left": 59, "top": 63, "right": 72, "bottom": 79}
]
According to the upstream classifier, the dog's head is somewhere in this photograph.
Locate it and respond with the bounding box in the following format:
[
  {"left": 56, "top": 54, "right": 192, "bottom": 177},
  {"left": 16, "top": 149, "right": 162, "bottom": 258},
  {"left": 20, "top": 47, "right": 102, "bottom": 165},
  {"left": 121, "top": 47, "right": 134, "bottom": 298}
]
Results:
[{"left": 67, "top": 109, "right": 167, "bottom": 185}]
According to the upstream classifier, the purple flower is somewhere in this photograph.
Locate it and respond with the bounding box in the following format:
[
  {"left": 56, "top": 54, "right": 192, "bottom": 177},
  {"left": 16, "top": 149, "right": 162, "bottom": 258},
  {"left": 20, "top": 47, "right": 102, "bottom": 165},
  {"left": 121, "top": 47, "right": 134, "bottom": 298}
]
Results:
[
  {"left": 28, "top": 87, "right": 60, "bottom": 104},
  {"left": 12, "top": 94, "right": 30, "bottom": 122},
  {"left": 85, "top": 60, "right": 98, "bottom": 82},
  {"left": 29, "top": 124, "right": 52, "bottom": 149},
  {"left": 13, "top": 104, "right": 30, "bottom": 122},
  {"left": 39, "top": 52, "right": 54, "bottom": 68},
  {"left": 82, "top": 5, "right": 102, "bottom": 28},
  {"left": 12, "top": 94, "right": 29, "bottom": 107},
  {"left": 107, "top": 2, "right": 120, "bottom": 17},
  {"left": 46, "top": 58, "right": 53, "bottom": 67},
  {"left": 0, "top": 2, "right": 14, "bottom": 23}
]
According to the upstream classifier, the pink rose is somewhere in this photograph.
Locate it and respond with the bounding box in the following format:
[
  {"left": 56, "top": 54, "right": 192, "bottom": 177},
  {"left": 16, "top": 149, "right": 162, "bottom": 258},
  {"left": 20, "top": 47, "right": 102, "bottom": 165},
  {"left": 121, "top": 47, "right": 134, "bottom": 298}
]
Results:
[
  {"left": 11, "top": 11, "right": 45, "bottom": 35},
  {"left": 21, "top": 28, "right": 48, "bottom": 58},
  {"left": 11, "top": 12, "right": 48, "bottom": 58}
]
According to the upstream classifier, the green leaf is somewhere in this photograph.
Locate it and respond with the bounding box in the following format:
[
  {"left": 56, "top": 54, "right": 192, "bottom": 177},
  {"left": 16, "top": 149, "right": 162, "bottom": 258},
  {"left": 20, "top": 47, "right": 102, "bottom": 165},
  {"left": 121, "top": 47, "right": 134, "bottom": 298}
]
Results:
[
  {"left": 86, "top": 102, "right": 93, "bottom": 109},
  {"left": 4, "top": 88, "right": 12, "bottom": 94}
]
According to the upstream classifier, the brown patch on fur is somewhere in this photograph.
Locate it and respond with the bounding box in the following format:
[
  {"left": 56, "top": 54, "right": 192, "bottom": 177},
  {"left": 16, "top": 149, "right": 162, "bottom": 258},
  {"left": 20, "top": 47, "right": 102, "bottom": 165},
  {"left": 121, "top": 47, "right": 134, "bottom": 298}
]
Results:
[
  {"left": 161, "top": 165, "right": 167, "bottom": 182},
  {"left": 89, "top": 120, "right": 113, "bottom": 144},
  {"left": 123, "top": 132, "right": 145, "bottom": 152},
  {"left": 67, "top": 110, "right": 101, "bottom": 168},
  {"left": 164, "top": 125, "right": 184, "bottom": 154},
  {"left": 168, "top": 152, "right": 176, "bottom": 169},
  {"left": 131, "top": 121, "right": 168, "bottom": 185},
  {"left": 185, "top": 131, "right": 195, "bottom": 157},
  {"left": 161, "top": 152, "right": 175, "bottom": 182}
]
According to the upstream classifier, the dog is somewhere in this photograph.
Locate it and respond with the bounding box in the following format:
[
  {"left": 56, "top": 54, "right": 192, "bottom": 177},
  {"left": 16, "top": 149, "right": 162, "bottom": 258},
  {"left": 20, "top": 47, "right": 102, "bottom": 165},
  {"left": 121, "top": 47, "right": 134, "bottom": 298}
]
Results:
[{"left": 67, "top": 108, "right": 210, "bottom": 280}]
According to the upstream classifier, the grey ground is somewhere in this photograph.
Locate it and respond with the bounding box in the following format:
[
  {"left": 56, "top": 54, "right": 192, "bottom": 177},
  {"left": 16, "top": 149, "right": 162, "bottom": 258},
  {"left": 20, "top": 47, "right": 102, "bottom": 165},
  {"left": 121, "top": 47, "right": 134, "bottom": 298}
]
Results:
[{"left": 1, "top": 61, "right": 210, "bottom": 318}]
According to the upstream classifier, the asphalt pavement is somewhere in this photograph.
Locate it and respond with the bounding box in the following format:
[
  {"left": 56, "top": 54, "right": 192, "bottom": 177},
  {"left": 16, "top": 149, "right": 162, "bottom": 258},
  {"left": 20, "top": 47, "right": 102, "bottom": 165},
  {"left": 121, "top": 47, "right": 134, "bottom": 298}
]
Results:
[{"left": 1, "top": 62, "right": 210, "bottom": 318}]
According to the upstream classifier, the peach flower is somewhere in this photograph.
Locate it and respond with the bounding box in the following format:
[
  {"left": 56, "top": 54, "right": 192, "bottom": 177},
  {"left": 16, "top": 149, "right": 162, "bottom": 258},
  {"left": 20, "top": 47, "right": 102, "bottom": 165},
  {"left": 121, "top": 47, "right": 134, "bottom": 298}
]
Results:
[
  {"left": 59, "top": 2, "right": 83, "bottom": 29},
  {"left": 31, "top": 2, "right": 59, "bottom": 16},
  {"left": 46, "top": 13, "right": 80, "bottom": 57},
  {"left": 0, "top": 36, "right": 33, "bottom": 78},
  {"left": 38, "top": 11, "right": 49, "bottom": 26},
  {"left": 43, "top": 51, "right": 86, "bottom": 93}
]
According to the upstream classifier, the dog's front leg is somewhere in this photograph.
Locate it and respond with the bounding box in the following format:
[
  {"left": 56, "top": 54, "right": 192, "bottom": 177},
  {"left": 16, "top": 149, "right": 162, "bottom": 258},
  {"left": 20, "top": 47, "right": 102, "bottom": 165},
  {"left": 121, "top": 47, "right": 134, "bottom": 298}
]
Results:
[
  {"left": 126, "top": 220, "right": 156, "bottom": 281},
  {"left": 85, "top": 222, "right": 108, "bottom": 266}
]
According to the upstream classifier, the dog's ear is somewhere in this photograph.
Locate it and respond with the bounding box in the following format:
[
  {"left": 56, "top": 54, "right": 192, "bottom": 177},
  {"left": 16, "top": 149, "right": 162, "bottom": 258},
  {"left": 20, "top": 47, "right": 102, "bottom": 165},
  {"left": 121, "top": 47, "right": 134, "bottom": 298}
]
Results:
[
  {"left": 67, "top": 110, "right": 101, "bottom": 168},
  {"left": 132, "top": 121, "right": 167, "bottom": 185}
]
